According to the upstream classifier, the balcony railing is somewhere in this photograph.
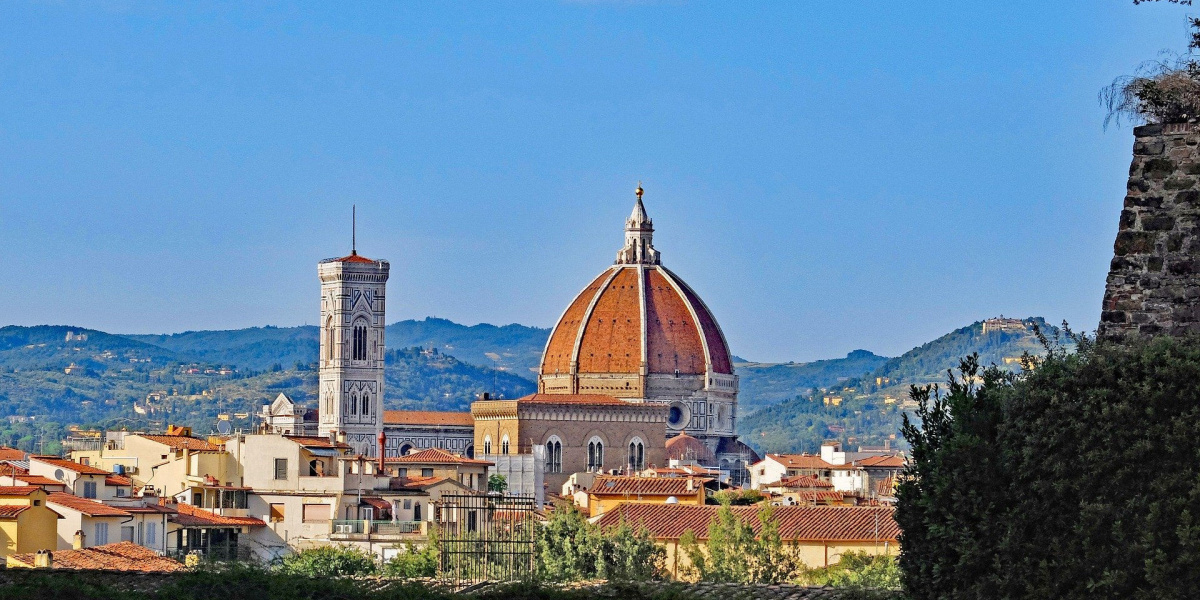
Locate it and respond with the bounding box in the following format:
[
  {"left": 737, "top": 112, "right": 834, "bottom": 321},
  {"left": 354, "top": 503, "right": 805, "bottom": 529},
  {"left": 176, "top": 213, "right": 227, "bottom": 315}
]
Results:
[{"left": 330, "top": 520, "right": 425, "bottom": 538}]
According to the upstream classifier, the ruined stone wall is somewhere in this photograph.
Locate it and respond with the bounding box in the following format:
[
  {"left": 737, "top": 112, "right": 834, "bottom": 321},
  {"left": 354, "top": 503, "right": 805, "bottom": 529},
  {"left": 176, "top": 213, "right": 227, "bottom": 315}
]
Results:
[{"left": 1100, "top": 122, "right": 1200, "bottom": 338}]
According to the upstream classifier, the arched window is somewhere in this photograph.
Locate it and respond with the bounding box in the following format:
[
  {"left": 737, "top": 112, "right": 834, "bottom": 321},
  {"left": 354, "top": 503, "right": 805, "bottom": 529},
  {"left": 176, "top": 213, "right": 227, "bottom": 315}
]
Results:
[
  {"left": 349, "top": 393, "right": 358, "bottom": 416},
  {"left": 483, "top": 436, "right": 492, "bottom": 456},
  {"left": 465, "top": 445, "right": 474, "bottom": 459},
  {"left": 628, "top": 437, "right": 645, "bottom": 471},
  {"left": 545, "top": 436, "right": 562, "bottom": 473},
  {"left": 501, "top": 434, "right": 510, "bottom": 455},
  {"left": 324, "top": 319, "right": 334, "bottom": 361},
  {"left": 399, "top": 443, "right": 413, "bottom": 456},
  {"left": 587, "top": 436, "right": 605, "bottom": 471},
  {"left": 361, "top": 392, "right": 370, "bottom": 416},
  {"left": 352, "top": 319, "right": 368, "bottom": 361}
]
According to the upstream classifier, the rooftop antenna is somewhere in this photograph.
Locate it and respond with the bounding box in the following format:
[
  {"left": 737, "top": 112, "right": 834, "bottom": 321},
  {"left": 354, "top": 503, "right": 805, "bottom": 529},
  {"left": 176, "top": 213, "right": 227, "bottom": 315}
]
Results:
[{"left": 352, "top": 204, "right": 357, "bottom": 256}]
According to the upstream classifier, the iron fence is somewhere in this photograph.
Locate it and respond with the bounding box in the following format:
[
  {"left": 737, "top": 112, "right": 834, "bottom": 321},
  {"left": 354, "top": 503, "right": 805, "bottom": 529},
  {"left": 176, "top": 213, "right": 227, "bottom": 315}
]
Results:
[{"left": 434, "top": 493, "right": 537, "bottom": 584}]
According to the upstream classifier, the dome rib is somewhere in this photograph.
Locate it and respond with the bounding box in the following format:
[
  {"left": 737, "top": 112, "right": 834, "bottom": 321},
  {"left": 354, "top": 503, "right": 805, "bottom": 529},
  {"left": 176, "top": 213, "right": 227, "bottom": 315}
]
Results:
[
  {"left": 661, "top": 266, "right": 734, "bottom": 375},
  {"left": 540, "top": 269, "right": 614, "bottom": 376}
]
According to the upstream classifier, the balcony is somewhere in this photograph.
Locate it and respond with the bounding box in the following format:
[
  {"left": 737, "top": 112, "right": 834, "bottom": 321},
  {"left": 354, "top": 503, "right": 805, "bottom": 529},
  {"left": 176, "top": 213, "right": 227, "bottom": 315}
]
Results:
[{"left": 329, "top": 520, "right": 426, "bottom": 541}]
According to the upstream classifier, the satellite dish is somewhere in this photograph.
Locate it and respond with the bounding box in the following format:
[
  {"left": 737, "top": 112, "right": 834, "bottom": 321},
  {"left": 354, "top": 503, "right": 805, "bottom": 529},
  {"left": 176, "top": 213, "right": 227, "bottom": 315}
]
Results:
[
  {"left": 54, "top": 469, "right": 65, "bottom": 481},
  {"left": 666, "top": 496, "right": 679, "bottom": 504},
  {"left": 215, "top": 420, "right": 232, "bottom": 435}
]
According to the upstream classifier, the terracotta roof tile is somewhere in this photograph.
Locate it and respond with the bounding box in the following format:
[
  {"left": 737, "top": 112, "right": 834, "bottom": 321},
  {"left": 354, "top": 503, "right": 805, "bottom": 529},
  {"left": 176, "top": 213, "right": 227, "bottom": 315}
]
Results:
[
  {"left": 645, "top": 268, "right": 707, "bottom": 375},
  {"left": 48, "top": 493, "right": 129, "bottom": 517},
  {"left": 16, "top": 476, "right": 64, "bottom": 487},
  {"left": 577, "top": 267, "right": 642, "bottom": 374},
  {"left": 665, "top": 434, "right": 716, "bottom": 463},
  {"left": 32, "top": 457, "right": 111, "bottom": 475},
  {"left": 590, "top": 475, "right": 710, "bottom": 497},
  {"left": 8, "top": 542, "right": 184, "bottom": 573},
  {"left": 135, "top": 435, "right": 223, "bottom": 452},
  {"left": 0, "top": 505, "right": 30, "bottom": 518},
  {"left": 855, "top": 455, "right": 906, "bottom": 468},
  {"left": 383, "top": 410, "right": 473, "bottom": 427},
  {"left": 170, "top": 502, "right": 265, "bottom": 528},
  {"left": 775, "top": 475, "right": 834, "bottom": 489},
  {"left": 386, "top": 447, "right": 493, "bottom": 466},
  {"left": 323, "top": 252, "right": 378, "bottom": 264},
  {"left": 543, "top": 270, "right": 613, "bottom": 375},
  {"left": 389, "top": 475, "right": 451, "bottom": 491},
  {"left": 597, "top": 504, "right": 900, "bottom": 542},
  {"left": 515, "top": 393, "right": 627, "bottom": 406},
  {"left": 0, "top": 486, "right": 43, "bottom": 496},
  {"left": 0, "top": 447, "right": 25, "bottom": 461},
  {"left": 104, "top": 475, "right": 133, "bottom": 487},
  {"left": 762, "top": 454, "right": 835, "bottom": 470},
  {"left": 284, "top": 435, "right": 351, "bottom": 449}
]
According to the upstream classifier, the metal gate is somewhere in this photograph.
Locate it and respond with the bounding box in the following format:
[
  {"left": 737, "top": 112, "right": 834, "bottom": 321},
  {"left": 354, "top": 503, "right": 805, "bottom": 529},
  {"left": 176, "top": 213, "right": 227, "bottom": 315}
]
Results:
[{"left": 435, "top": 493, "right": 537, "bottom": 584}]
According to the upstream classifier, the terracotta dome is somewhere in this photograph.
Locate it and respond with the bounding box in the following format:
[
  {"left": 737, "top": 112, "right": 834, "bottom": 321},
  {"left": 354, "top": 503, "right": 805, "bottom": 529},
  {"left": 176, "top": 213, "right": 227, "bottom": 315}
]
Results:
[
  {"left": 540, "top": 263, "right": 732, "bottom": 378},
  {"left": 538, "top": 189, "right": 736, "bottom": 410}
]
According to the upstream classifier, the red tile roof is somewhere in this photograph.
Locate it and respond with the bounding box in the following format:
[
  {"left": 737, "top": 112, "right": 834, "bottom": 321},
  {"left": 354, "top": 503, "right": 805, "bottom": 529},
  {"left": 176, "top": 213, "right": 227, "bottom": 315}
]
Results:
[
  {"left": 775, "top": 475, "right": 834, "bottom": 490},
  {"left": 8, "top": 542, "right": 184, "bottom": 573},
  {"left": 104, "top": 475, "right": 133, "bottom": 487},
  {"left": 0, "top": 486, "right": 43, "bottom": 496},
  {"left": 589, "top": 476, "right": 710, "bottom": 497},
  {"left": 383, "top": 410, "right": 474, "bottom": 427},
  {"left": 386, "top": 447, "right": 492, "bottom": 466},
  {"left": 514, "top": 393, "right": 628, "bottom": 406},
  {"left": 32, "top": 457, "right": 111, "bottom": 475},
  {"left": 326, "top": 252, "right": 378, "bottom": 264},
  {"left": 16, "top": 475, "right": 65, "bottom": 487},
  {"left": 389, "top": 476, "right": 453, "bottom": 491},
  {"left": 135, "top": 434, "right": 223, "bottom": 452},
  {"left": 0, "top": 447, "right": 25, "bottom": 461},
  {"left": 284, "top": 435, "right": 351, "bottom": 449},
  {"left": 170, "top": 502, "right": 265, "bottom": 528},
  {"left": 0, "top": 505, "right": 30, "bottom": 518},
  {"left": 763, "top": 454, "right": 835, "bottom": 470},
  {"left": 596, "top": 504, "right": 900, "bottom": 542},
  {"left": 787, "top": 490, "right": 847, "bottom": 505},
  {"left": 855, "top": 455, "right": 906, "bottom": 468},
  {"left": 48, "top": 493, "right": 130, "bottom": 517}
]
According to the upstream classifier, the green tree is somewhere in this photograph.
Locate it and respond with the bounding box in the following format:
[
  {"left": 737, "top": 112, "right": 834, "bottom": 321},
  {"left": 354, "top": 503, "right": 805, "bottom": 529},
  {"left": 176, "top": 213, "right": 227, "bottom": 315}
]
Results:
[
  {"left": 276, "top": 545, "right": 377, "bottom": 577},
  {"left": 535, "top": 504, "right": 663, "bottom": 582},
  {"left": 680, "top": 498, "right": 800, "bottom": 583},
  {"left": 898, "top": 336, "right": 1200, "bottom": 600},
  {"left": 382, "top": 529, "right": 439, "bottom": 579},
  {"left": 487, "top": 474, "right": 507, "bottom": 493}
]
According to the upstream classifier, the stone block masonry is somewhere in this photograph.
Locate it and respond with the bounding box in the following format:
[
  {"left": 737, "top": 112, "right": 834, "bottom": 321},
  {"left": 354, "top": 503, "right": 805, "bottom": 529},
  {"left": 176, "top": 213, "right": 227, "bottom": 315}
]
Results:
[{"left": 1100, "top": 122, "right": 1200, "bottom": 338}]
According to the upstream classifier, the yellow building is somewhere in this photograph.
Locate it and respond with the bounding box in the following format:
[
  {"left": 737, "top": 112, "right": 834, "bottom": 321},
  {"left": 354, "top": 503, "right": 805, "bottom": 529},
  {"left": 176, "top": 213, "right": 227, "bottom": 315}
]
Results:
[
  {"left": 596, "top": 503, "right": 899, "bottom": 578},
  {"left": 0, "top": 486, "right": 61, "bottom": 559},
  {"left": 585, "top": 475, "right": 708, "bottom": 518}
]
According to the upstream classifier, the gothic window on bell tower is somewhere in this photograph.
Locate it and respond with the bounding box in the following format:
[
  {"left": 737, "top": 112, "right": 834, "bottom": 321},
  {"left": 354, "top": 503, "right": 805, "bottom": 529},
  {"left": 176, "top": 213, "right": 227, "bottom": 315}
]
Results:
[
  {"left": 361, "top": 392, "right": 370, "bottom": 416},
  {"left": 350, "top": 392, "right": 358, "bottom": 416},
  {"left": 352, "top": 319, "right": 368, "bottom": 361}
]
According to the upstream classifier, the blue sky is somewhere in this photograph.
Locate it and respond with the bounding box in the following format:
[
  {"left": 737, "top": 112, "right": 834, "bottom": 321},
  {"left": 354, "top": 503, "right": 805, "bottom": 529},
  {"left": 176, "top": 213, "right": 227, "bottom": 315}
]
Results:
[{"left": 0, "top": 1, "right": 1192, "bottom": 362}]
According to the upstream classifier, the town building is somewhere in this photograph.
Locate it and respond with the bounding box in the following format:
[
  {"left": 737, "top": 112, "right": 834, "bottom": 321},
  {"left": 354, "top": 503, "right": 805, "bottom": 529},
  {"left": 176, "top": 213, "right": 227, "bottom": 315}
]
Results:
[
  {"left": 382, "top": 410, "right": 475, "bottom": 458},
  {"left": 259, "top": 393, "right": 319, "bottom": 436},
  {"left": 0, "top": 486, "right": 59, "bottom": 560},
  {"left": 382, "top": 447, "right": 491, "bottom": 492},
  {"left": 584, "top": 475, "right": 709, "bottom": 517},
  {"left": 596, "top": 504, "right": 900, "bottom": 577}
]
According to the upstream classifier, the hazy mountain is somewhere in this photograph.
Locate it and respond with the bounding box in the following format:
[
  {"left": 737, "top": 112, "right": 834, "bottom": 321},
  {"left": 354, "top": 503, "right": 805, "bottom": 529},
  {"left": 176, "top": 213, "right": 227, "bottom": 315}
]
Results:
[
  {"left": 735, "top": 349, "right": 890, "bottom": 414},
  {"left": 740, "top": 317, "right": 1059, "bottom": 455}
]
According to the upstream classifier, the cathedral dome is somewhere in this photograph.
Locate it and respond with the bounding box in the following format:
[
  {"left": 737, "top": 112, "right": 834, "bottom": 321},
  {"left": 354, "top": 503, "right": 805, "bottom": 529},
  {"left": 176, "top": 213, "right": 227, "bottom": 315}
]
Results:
[{"left": 538, "top": 187, "right": 735, "bottom": 404}]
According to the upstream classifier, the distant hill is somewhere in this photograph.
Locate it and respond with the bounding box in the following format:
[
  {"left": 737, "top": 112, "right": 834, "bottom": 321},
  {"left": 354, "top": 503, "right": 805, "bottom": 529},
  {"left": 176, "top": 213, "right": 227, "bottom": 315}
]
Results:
[
  {"left": 735, "top": 349, "right": 890, "bottom": 414},
  {"left": 124, "top": 318, "right": 549, "bottom": 376},
  {"left": 740, "top": 317, "right": 1059, "bottom": 455}
]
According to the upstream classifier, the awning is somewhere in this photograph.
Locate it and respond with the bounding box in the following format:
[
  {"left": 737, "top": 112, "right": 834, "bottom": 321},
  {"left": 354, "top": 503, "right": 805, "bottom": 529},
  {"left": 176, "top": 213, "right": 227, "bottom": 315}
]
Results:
[{"left": 305, "top": 447, "right": 340, "bottom": 457}]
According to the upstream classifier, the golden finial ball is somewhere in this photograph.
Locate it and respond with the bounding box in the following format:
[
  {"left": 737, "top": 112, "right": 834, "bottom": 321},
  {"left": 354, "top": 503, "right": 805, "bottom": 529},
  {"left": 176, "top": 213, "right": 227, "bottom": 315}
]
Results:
[{"left": 636, "top": 183, "right": 644, "bottom": 198}]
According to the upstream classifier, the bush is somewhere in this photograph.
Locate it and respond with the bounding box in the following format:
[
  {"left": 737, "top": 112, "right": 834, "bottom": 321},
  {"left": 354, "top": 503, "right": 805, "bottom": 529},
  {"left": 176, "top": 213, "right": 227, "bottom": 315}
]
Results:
[
  {"left": 1103, "top": 16, "right": 1200, "bottom": 127},
  {"left": 276, "top": 545, "right": 378, "bottom": 577},
  {"left": 383, "top": 532, "right": 439, "bottom": 578},
  {"left": 679, "top": 500, "right": 801, "bottom": 584},
  {"left": 536, "top": 504, "right": 664, "bottom": 581},
  {"left": 799, "top": 552, "right": 901, "bottom": 590},
  {"left": 898, "top": 335, "right": 1200, "bottom": 599}
]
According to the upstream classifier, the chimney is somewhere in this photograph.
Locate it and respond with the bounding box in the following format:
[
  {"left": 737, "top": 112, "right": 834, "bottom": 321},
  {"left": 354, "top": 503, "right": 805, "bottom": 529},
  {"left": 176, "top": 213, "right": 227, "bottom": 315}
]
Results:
[
  {"left": 72, "top": 529, "right": 85, "bottom": 550},
  {"left": 377, "top": 431, "right": 386, "bottom": 473},
  {"left": 337, "top": 431, "right": 346, "bottom": 445},
  {"left": 686, "top": 478, "right": 694, "bottom": 492},
  {"left": 33, "top": 549, "right": 52, "bottom": 568}
]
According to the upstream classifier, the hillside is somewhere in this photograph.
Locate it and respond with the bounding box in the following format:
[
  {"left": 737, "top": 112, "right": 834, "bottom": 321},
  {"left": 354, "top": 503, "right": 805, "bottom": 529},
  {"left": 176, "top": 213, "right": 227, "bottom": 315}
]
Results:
[
  {"left": 735, "top": 350, "right": 889, "bottom": 414},
  {"left": 0, "top": 325, "right": 534, "bottom": 452},
  {"left": 740, "top": 317, "right": 1059, "bottom": 455}
]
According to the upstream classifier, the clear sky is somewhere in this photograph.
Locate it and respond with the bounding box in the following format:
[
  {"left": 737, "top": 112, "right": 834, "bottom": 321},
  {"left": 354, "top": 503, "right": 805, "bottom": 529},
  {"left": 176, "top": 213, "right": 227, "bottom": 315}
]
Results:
[{"left": 0, "top": 1, "right": 1192, "bottom": 362}]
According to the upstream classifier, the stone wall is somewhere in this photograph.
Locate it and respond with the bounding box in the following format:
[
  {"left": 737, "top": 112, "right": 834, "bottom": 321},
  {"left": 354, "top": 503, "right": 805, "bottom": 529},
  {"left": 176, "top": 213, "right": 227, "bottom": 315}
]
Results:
[{"left": 1100, "top": 122, "right": 1200, "bottom": 338}]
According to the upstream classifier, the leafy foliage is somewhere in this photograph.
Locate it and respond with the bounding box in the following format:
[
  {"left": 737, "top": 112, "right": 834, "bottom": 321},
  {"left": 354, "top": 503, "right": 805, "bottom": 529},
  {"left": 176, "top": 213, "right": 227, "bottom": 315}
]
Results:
[
  {"left": 383, "top": 530, "right": 439, "bottom": 578},
  {"left": 487, "top": 474, "right": 508, "bottom": 493},
  {"left": 898, "top": 336, "right": 1200, "bottom": 599},
  {"left": 679, "top": 500, "right": 801, "bottom": 584},
  {"left": 276, "top": 545, "right": 378, "bottom": 577},
  {"left": 536, "top": 504, "right": 664, "bottom": 582}
]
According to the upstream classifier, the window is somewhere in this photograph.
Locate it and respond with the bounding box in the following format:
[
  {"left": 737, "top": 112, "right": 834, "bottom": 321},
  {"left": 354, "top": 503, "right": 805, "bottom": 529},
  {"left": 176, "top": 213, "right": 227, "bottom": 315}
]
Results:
[
  {"left": 350, "top": 392, "right": 358, "bottom": 415},
  {"left": 116, "top": 487, "right": 127, "bottom": 497},
  {"left": 325, "top": 321, "right": 334, "bottom": 361},
  {"left": 121, "top": 526, "right": 134, "bottom": 543},
  {"left": 302, "top": 503, "right": 331, "bottom": 523},
  {"left": 82, "top": 481, "right": 97, "bottom": 499},
  {"left": 32, "top": 500, "right": 40, "bottom": 506},
  {"left": 588, "top": 438, "right": 605, "bottom": 470},
  {"left": 147, "top": 522, "right": 158, "bottom": 546},
  {"left": 545, "top": 436, "right": 562, "bottom": 473},
  {"left": 403, "top": 499, "right": 412, "bottom": 510},
  {"left": 413, "top": 502, "right": 421, "bottom": 521},
  {"left": 94, "top": 522, "right": 109, "bottom": 545},
  {"left": 628, "top": 438, "right": 645, "bottom": 471},
  {"left": 501, "top": 435, "right": 510, "bottom": 455},
  {"left": 269, "top": 503, "right": 285, "bottom": 523},
  {"left": 421, "top": 468, "right": 434, "bottom": 477},
  {"left": 274, "top": 458, "right": 288, "bottom": 480},
  {"left": 483, "top": 436, "right": 492, "bottom": 455},
  {"left": 361, "top": 393, "right": 370, "bottom": 416},
  {"left": 352, "top": 322, "right": 367, "bottom": 361},
  {"left": 398, "top": 467, "right": 408, "bottom": 477}
]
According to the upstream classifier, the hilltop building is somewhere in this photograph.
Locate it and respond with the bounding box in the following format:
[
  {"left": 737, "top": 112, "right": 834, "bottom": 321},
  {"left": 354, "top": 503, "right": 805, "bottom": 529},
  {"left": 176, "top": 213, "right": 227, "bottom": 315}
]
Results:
[{"left": 317, "top": 246, "right": 390, "bottom": 457}]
